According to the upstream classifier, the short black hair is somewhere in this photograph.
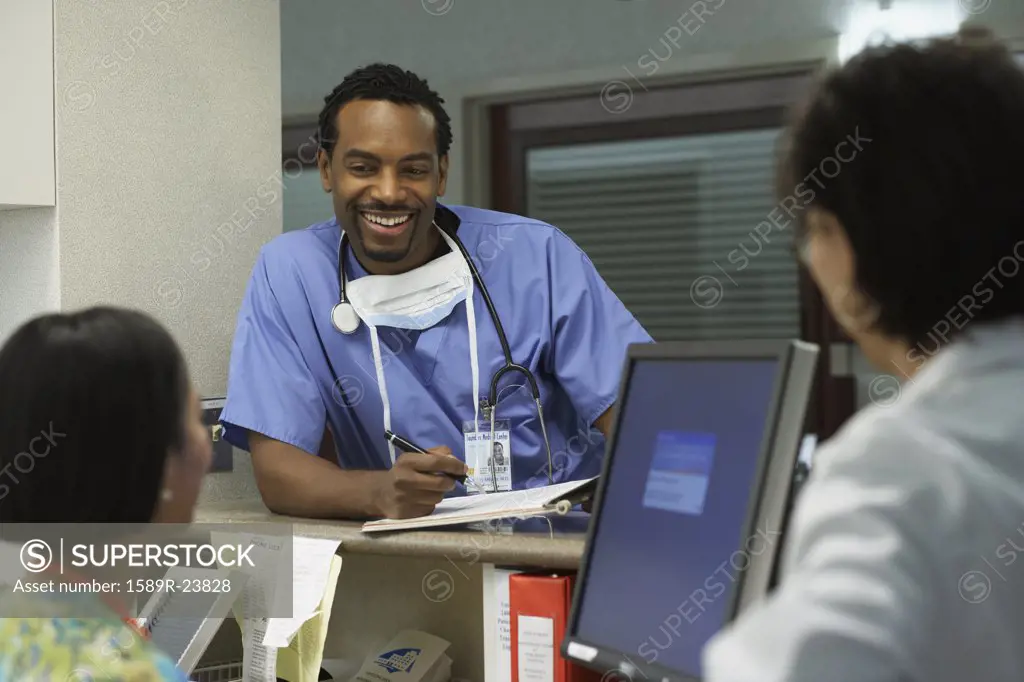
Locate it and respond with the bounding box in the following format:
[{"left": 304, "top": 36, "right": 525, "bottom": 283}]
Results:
[
  {"left": 0, "top": 307, "right": 191, "bottom": 523},
  {"left": 317, "top": 62, "right": 452, "bottom": 160},
  {"left": 779, "top": 26, "right": 1024, "bottom": 352}
]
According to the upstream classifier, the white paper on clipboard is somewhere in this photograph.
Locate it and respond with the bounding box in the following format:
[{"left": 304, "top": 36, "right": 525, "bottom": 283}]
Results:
[{"left": 361, "top": 477, "right": 598, "bottom": 533}]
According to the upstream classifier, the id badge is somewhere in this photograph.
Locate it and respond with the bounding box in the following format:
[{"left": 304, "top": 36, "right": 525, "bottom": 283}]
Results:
[{"left": 463, "top": 419, "right": 511, "bottom": 494}]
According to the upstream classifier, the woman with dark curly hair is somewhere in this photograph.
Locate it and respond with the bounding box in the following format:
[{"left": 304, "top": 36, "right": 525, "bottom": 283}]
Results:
[{"left": 705, "top": 27, "right": 1024, "bottom": 682}]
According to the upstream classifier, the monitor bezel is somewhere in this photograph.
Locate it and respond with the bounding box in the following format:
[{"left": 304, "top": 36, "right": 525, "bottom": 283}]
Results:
[{"left": 561, "top": 339, "right": 818, "bottom": 682}]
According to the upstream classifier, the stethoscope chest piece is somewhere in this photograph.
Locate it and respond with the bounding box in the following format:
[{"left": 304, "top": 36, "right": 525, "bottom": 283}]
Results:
[{"left": 331, "top": 302, "right": 360, "bottom": 334}]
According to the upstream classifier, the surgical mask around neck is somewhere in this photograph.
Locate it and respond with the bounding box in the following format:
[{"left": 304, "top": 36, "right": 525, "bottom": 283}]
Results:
[
  {"left": 346, "top": 229, "right": 472, "bottom": 331},
  {"left": 348, "top": 225, "right": 482, "bottom": 464}
]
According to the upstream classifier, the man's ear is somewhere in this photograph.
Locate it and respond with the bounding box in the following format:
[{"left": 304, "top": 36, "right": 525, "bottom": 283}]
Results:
[
  {"left": 318, "top": 148, "right": 332, "bottom": 193},
  {"left": 437, "top": 154, "right": 449, "bottom": 197}
]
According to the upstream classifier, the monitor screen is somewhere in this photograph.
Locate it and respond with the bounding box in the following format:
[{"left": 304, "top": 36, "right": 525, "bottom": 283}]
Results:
[{"left": 571, "top": 356, "right": 780, "bottom": 680}]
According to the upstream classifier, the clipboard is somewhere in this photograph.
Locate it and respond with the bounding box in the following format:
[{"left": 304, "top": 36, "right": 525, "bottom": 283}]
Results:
[
  {"left": 360, "top": 477, "right": 598, "bottom": 533},
  {"left": 135, "top": 566, "right": 247, "bottom": 674}
]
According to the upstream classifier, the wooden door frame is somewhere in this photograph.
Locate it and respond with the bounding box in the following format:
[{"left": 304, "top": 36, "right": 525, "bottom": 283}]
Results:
[
  {"left": 486, "top": 70, "right": 856, "bottom": 441},
  {"left": 490, "top": 106, "right": 785, "bottom": 214}
]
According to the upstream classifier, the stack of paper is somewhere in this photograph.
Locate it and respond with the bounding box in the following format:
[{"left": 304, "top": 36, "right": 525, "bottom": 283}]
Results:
[
  {"left": 211, "top": 531, "right": 343, "bottom": 682},
  {"left": 262, "top": 536, "right": 342, "bottom": 647},
  {"left": 237, "top": 567, "right": 276, "bottom": 682},
  {"left": 277, "top": 553, "right": 344, "bottom": 682}
]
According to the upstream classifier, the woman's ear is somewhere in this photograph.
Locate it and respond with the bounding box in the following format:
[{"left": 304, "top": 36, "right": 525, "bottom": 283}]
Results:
[
  {"left": 150, "top": 452, "right": 186, "bottom": 523},
  {"left": 803, "top": 208, "right": 880, "bottom": 335},
  {"left": 150, "top": 459, "right": 171, "bottom": 522},
  {"left": 829, "top": 282, "right": 882, "bottom": 334}
]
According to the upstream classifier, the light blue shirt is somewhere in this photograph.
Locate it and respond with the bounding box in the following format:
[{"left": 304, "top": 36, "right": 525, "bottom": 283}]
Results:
[{"left": 222, "top": 204, "right": 653, "bottom": 490}]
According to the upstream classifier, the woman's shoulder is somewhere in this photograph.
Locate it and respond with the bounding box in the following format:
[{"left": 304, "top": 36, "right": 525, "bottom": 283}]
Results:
[
  {"left": 794, "top": 402, "right": 1022, "bottom": 563},
  {"left": 0, "top": 594, "right": 187, "bottom": 681}
]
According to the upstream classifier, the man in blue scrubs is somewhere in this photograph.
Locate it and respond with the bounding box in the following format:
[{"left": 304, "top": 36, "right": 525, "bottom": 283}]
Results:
[{"left": 221, "top": 63, "right": 652, "bottom": 519}]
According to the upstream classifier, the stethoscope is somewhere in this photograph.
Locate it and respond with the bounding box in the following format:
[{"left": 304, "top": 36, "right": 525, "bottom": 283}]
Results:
[{"left": 328, "top": 223, "right": 554, "bottom": 492}]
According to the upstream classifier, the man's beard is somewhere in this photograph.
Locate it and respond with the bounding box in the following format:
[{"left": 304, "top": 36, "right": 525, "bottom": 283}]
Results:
[{"left": 347, "top": 205, "right": 422, "bottom": 263}]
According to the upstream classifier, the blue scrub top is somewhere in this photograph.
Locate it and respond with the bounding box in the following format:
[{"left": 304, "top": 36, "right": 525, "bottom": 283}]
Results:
[{"left": 221, "top": 204, "right": 653, "bottom": 490}]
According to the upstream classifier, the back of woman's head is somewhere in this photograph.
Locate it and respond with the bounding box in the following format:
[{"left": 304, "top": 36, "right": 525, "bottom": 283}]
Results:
[
  {"left": 0, "top": 307, "right": 191, "bottom": 522},
  {"left": 778, "top": 26, "right": 1024, "bottom": 351}
]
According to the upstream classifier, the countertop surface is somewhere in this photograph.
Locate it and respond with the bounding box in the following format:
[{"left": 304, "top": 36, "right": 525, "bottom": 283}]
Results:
[{"left": 194, "top": 500, "right": 591, "bottom": 569}]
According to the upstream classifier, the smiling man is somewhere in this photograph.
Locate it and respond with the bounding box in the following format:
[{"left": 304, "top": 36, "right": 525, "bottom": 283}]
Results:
[{"left": 221, "top": 63, "right": 652, "bottom": 520}]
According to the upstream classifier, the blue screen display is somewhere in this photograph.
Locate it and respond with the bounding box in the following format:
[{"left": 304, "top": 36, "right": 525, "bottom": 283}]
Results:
[
  {"left": 573, "top": 358, "right": 779, "bottom": 679},
  {"left": 642, "top": 430, "right": 717, "bottom": 516}
]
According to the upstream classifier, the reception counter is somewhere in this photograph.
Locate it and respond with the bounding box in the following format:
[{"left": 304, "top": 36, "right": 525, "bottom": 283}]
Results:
[
  {"left": 194, "top": 500, "right": 589, "bottom": 570},
  {"left": 194, "top": 500, "right": 592, "bottom": 681}
]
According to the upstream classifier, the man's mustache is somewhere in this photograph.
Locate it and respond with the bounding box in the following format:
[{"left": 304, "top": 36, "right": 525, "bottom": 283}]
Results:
[{"left": 354, "top": 202, "right": 418, "bottom": 213}]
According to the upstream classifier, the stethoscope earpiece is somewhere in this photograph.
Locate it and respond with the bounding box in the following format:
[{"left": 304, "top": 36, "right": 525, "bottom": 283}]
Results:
[{"left": 332, "top": 302, "right": 360, "bottom": 334}]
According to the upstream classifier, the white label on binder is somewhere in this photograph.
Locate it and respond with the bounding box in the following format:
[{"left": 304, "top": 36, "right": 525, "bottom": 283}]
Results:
[
  {"left": 496, "top": 570, "right": 513, "bottom": 682},
  {"left": 517, "top": 615, "right": 554, "bottom": 682}
]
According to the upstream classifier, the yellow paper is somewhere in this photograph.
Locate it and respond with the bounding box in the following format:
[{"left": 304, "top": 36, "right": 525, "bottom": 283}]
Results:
[{"left": 275, "top": 553, "right": 344, "bottom": 682}]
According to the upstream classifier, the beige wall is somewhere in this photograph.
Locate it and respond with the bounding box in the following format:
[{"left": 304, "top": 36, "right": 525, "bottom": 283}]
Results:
[
  {"left": 0, "top": 0, "right": 281, "bottom": 500},
  {"left": 0, "top": 0, "right": 55, "bottom": 209},
  {"left": 0, "top": 208, "right": 61, "bottom": 343},
  {"left": 54, "top": 0, "right": 282, "bottom": 399},
  {"left": 3, "top": 0, "right": 283, "bottom": 385}
]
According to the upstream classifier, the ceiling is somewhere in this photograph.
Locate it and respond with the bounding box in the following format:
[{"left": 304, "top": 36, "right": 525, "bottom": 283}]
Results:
[{"left": 280, "top": 0, "right": 1023, "bottom": 118}]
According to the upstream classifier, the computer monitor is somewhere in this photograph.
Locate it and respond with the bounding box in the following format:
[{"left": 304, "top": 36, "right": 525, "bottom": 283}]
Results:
[{"left": 562, "top": 339, "right": 819, "bottom": 682}]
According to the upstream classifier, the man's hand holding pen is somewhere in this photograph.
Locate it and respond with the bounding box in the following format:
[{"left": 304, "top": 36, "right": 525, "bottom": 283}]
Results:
[{"left": 372, "top": 445, "right": 469, "bottom": 519}]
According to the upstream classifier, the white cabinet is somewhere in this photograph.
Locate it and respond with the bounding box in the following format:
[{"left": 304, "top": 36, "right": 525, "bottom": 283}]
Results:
[{"left": 0, "top": 0, "right": 55, "bottom": 209}]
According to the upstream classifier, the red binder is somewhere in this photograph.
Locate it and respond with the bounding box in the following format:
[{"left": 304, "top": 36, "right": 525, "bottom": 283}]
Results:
[{"left": 509, "top": 572, "right": 602, "bottom": 682}]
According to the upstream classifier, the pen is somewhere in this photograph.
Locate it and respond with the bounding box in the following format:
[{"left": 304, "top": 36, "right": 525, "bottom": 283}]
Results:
[{"left": 384, "top": 430, "right": 484, "bottom": 492}]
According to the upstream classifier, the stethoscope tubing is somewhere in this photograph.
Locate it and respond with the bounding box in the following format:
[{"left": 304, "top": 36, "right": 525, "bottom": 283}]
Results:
[{"left": 331, "top": 222, "right": 554, "bottom": 490}]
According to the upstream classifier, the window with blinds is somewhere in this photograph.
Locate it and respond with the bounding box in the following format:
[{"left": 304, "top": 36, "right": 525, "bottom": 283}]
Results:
[{"left": 526, "top": 129, "right": 800, "bottom": 342}]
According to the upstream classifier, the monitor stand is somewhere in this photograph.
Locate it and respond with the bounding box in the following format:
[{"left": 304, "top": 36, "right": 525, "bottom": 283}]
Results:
[{"left": 767, "top": 460, "right": 811, "bottom": 591}]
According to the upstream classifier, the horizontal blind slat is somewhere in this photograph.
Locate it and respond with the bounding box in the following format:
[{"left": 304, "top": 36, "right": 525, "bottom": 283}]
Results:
[{"left": 526, "top": 130, "right": 799, "bottom": 342}]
